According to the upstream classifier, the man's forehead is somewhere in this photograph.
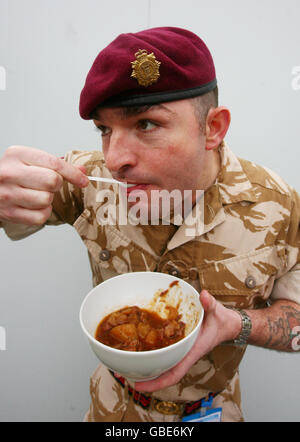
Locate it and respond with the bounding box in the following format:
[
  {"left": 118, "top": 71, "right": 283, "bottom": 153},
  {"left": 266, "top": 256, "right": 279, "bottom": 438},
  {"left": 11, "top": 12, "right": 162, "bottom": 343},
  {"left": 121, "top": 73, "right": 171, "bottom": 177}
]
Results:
[{"left": 94, "top": 103, "right": 176, "bottom": 121}]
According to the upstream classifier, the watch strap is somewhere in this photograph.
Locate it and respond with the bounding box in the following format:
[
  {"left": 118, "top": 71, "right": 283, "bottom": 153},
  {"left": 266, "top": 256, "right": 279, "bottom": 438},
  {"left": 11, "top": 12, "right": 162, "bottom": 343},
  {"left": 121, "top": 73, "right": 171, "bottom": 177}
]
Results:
[{"left": 226, "top": 307, "right": 252, "bottom": 346}]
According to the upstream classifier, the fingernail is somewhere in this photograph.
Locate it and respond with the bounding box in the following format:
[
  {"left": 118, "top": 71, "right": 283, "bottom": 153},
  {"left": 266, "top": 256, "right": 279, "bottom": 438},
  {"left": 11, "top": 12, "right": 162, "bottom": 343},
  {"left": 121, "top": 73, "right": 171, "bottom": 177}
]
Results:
[{"left": 80, "top": 176, "right": 89, "bottom": 187}]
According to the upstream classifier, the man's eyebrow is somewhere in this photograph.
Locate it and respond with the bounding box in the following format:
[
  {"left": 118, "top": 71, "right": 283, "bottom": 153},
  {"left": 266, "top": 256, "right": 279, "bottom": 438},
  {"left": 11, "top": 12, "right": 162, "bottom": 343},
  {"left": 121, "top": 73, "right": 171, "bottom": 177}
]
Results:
[
  {"left": 93, "top": 103, "right": 175, "bottom": 122},
  {"left": 150, "top": 104, "right": 176, "bottom": 115},
  {"left": 120, "top": 105, "right": 153, "bottom": 118},
  {"left": 119, "top": 104, "right": 176, "bottom": 119}
]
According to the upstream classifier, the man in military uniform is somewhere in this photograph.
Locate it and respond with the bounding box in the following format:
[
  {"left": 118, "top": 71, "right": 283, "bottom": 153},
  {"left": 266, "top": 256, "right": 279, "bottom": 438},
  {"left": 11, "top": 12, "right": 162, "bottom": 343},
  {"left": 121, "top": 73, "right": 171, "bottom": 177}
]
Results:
[{"left": 0, "top": 27, "right": 300, "bottom": 422}]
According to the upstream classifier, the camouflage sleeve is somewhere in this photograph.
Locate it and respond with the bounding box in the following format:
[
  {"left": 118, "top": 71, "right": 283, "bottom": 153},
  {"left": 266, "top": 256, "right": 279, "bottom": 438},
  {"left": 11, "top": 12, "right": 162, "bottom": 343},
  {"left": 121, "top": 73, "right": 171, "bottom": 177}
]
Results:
[
  {"left": 1, "top": 150, "right": 97, "bottom": 241},
  {"left": 271, "top": 187, "right": 300, "bottom": 304}
]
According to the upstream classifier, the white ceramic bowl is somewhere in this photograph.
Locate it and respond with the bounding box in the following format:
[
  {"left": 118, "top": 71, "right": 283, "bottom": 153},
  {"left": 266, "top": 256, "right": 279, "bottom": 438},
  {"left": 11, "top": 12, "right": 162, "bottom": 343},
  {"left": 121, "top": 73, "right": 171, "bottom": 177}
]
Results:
[{"left": 79, "top": 272, "right": 203, "bottom": 381}]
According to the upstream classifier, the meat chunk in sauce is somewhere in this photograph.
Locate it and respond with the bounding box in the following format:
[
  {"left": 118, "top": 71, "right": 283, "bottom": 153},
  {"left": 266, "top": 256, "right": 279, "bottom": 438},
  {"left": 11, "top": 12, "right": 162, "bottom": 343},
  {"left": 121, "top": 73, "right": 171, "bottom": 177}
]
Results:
[
  {"left": 110, "top": 323, "right": 138, "bottom": 342},
  {"left": 95, "top": 305, "right": 185, "bottom": 351}
]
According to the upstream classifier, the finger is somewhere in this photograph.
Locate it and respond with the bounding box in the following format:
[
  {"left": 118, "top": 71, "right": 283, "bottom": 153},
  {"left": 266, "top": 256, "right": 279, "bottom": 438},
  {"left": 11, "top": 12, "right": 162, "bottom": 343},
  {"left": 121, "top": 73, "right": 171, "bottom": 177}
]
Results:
[
  {"left": 135, "top": 340, "right": 199, "bottom": 393},
  {"left": 76, "top": 165, "right": 87, "bottom": 174},
  {"left": 200, "top": 290, "right": 217, "bottom": 313},
  {"left": 8, "top": 165, "right": 64, "bottom": 192},
  {"left": 60, "top": 158, "right": 86, "bottom": 174},
  {"left": 7, "top": 146, "right": 89, "bottom": 187},
  {"left": 6, "top": 185, "right": 54, "bottom": 209},
  {"left": 2, "top": 205, "right": 53, "bottom": 226},
  {"left": 135, "top": 356, "right": 190, "bottom": 393},
  {"left": 53, "top": 160, "right": 89, "bottom": 187}
]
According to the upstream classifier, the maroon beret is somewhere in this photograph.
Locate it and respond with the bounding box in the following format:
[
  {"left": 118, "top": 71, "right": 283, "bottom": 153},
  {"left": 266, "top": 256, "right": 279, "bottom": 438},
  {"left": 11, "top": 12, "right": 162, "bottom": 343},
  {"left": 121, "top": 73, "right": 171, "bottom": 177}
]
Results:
[{"left": 79, "top": 26, "right": 217, "bottom": 120}]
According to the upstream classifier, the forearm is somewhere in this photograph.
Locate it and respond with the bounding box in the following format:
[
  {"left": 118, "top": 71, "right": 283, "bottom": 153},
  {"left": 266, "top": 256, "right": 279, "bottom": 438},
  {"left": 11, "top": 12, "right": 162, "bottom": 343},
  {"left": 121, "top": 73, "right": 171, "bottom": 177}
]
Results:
[{"left": 244, "top": 300, "right": 300, "bottom": 352}]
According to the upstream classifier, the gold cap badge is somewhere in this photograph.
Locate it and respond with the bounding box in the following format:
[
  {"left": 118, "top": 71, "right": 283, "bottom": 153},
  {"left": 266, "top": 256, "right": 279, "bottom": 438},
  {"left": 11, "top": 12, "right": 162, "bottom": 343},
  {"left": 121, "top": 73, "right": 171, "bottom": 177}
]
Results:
[{"left": 131, "top": 49, "right": 161, "bottom": 87}]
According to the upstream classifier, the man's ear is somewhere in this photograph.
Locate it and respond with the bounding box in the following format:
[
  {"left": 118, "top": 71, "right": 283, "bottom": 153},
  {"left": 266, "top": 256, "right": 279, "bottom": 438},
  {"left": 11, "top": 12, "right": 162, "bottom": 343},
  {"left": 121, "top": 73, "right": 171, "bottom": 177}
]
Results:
[{"left": 205, "top": 107, "right": 231, "bottom": 150}]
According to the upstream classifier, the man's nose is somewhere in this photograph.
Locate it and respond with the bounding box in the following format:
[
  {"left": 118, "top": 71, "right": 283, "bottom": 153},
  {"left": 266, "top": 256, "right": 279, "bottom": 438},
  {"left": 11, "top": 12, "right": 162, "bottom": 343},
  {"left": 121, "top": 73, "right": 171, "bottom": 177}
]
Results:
[{"left": 104, "top": 131, "right": 138, "bottom": 173}]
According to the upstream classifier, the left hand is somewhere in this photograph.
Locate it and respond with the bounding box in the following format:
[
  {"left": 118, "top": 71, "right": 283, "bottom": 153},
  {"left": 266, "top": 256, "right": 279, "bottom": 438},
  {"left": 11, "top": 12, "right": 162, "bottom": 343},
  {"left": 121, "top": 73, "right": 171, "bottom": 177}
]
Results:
[{"left": 134, "top": 290, "right": 241, "bottom": 392}]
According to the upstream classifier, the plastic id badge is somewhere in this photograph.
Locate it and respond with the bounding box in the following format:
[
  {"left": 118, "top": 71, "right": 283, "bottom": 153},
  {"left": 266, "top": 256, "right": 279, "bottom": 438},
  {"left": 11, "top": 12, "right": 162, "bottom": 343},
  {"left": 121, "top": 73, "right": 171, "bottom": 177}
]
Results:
[
  {"left": 182, "top": 394, "right": 222, "bottom": 422},
  {"left": 182, "top": 407, "right": 222, "bottom": 422}
]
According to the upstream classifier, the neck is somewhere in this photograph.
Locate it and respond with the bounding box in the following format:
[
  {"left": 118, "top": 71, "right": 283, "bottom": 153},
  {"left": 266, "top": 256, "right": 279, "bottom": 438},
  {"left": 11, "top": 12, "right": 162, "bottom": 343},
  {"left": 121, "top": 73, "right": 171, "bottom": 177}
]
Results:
[{"left": 204, "top": 147, "right": 222, "bottom": 192}]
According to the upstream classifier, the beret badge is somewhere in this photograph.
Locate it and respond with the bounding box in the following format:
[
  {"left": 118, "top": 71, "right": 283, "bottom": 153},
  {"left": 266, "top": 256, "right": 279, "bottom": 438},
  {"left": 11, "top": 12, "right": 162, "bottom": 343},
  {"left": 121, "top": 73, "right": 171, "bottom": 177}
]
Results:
[{"left": 131, "top": 49, "right": 161, "bottom": 87}]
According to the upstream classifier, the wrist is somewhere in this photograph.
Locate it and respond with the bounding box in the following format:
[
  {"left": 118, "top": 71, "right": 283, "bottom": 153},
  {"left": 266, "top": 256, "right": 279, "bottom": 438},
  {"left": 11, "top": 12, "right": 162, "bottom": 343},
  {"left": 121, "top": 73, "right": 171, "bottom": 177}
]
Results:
[
  {"left": 216, "top": 303, "right": 242, "bottom": 343},
  {"left": 224, "top": 306, "right": 252, "bottom": 345}
]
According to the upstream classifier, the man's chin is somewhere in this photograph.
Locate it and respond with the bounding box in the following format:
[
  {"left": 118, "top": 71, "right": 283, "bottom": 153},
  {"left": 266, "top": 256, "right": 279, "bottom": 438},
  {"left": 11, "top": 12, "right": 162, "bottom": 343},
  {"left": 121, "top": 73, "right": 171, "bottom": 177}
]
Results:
[
  {"left": 127, "top": 201, "right": 178, "bottom": 226},
  {"left": 122, "top": 187, "right": 187, "bottom": 226}
]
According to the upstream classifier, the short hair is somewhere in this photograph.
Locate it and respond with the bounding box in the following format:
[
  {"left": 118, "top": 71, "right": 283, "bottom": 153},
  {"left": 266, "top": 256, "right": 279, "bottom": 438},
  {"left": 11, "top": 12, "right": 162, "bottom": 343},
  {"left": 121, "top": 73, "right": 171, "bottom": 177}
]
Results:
[{"left": 191, "top": 85, "right": 219, "bottom": 132}]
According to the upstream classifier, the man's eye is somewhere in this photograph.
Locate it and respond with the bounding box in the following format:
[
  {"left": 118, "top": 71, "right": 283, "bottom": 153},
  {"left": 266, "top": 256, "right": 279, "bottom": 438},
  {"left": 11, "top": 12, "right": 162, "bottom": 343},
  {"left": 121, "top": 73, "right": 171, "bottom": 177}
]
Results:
[
  {"left": 95, "top": 125, "right": 111, "bottom": 136},
  {"left": 138, "top": 120, "right": 157, "bottom": 131}
]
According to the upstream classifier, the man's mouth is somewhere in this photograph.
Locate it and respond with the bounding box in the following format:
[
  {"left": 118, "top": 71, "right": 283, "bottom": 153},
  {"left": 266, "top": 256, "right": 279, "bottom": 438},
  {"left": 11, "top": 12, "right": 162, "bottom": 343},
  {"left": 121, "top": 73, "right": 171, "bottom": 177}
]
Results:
[
  {"left": 124, "top": 183, "right": 149, "bottom": 194},
  {"left": 116, "top": 181, "right": 149, "bottom": 196}
]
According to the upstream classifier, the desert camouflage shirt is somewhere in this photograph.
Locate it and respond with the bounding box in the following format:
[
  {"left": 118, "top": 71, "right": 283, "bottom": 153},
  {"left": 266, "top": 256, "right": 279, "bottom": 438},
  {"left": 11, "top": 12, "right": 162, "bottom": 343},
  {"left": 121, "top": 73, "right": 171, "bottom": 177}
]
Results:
[{"left": 2, "top": 142, "right": 300, "bottom": 422}]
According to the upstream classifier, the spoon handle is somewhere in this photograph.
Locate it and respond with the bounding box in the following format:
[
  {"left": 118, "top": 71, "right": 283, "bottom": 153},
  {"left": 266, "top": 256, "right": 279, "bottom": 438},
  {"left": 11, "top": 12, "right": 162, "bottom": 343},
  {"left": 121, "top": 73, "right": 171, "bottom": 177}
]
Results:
[{"left": 87, "top": 176, "right": 126, "bottom": 187}]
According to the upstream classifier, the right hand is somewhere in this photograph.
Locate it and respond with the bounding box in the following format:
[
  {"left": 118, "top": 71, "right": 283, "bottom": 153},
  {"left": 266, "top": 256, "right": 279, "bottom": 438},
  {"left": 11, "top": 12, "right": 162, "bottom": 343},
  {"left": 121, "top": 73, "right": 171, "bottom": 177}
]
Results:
[{"left": 0, "top": 145, "right": 89, "bottom": 225}]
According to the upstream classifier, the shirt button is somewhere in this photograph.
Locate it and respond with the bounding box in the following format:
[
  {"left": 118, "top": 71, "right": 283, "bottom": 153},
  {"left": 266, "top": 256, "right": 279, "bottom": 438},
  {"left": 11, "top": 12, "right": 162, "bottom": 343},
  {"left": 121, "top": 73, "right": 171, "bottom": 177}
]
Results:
[
  {"left": 99, "top": 249, "right": 110, "bottom": 261},
  {"left": 168, "top": 268, "right": 181, "bottom": 278},
  {"left": 245, "top": 276, "right": 256, "bottom": 289}
]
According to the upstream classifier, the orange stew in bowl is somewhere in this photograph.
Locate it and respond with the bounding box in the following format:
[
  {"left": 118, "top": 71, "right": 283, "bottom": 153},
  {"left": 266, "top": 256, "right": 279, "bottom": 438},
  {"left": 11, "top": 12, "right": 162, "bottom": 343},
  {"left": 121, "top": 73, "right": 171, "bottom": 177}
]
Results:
[{"left": 95, "top": 305, "right": 186, "bottom": 351}]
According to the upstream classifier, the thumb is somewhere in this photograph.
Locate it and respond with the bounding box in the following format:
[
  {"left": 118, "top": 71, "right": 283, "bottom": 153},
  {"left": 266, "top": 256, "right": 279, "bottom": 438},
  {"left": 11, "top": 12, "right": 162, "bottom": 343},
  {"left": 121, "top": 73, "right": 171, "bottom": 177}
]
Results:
[
  {"left": 58, "top": 157, "right": 87, "bottom": 175},
  {"left": 199, "top": 290, "right": 217, "bottom": 314},
  {"left": 75, "top": 165, "right": 87, "bottom": 174}
]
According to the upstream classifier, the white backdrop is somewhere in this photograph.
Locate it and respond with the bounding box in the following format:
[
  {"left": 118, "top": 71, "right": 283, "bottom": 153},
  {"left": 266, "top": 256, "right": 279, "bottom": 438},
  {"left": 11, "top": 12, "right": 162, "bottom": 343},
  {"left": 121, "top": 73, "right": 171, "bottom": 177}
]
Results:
[{"left": 0, "top": 0, "right": 300, "bottom": 421}]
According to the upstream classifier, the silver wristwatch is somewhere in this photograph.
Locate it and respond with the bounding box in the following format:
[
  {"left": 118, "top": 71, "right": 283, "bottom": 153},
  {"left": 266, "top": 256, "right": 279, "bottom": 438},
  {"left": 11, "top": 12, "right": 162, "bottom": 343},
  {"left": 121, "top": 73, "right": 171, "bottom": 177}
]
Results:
[{"left": 226, "top": 307, "right": 252, "bottom": 346}]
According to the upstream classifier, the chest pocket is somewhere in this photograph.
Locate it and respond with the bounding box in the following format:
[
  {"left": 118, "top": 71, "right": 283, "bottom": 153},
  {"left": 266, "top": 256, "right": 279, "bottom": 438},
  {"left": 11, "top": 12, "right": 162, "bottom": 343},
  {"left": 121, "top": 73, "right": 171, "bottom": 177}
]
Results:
[
  {"left": 73, "top": 209, "right": 158, "bottom": 283},
  {"left": 199, "top": 246, "right": 285, "bottom": 309}
]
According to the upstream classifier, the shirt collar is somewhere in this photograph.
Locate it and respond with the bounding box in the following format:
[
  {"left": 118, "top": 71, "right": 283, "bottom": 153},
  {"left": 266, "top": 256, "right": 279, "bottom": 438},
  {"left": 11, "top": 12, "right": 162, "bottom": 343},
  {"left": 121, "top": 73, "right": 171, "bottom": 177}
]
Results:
[
  {"left": 166, "top": 142, "right": 258, "bottom": 250},
  {"left": 217, "top": 141, "right": 258, "bottom": 205}
]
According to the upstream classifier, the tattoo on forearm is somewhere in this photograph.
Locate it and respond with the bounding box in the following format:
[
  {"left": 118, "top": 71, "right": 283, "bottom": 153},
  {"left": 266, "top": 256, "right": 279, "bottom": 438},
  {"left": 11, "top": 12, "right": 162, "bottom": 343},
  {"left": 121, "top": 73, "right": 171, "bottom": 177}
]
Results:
[{"left": 264, "top": 305, "right": 300, "bottom": 350}]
